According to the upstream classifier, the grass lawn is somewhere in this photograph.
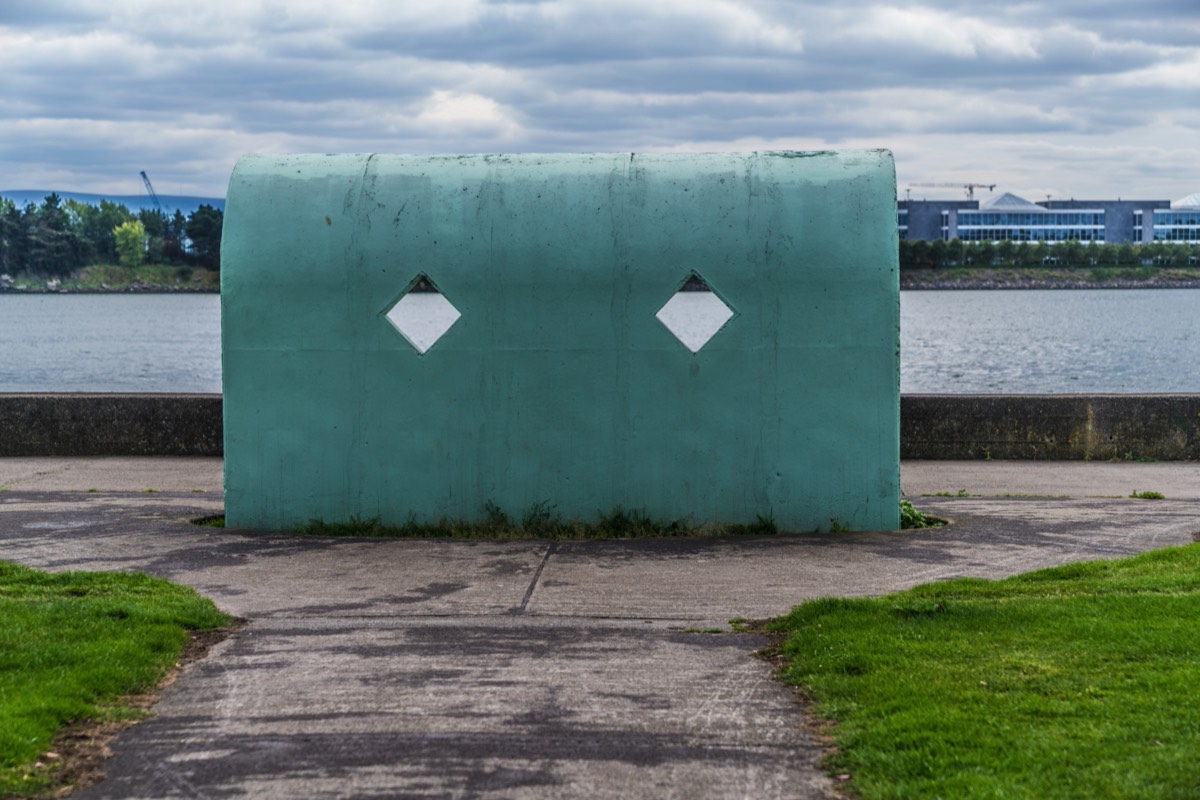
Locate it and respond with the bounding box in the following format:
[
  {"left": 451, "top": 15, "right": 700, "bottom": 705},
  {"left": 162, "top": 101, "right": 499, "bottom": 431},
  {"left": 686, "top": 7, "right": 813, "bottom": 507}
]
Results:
[
  {"left": 61, "top": 263, "right": 219, "bottom": 292},
  {"left": 0, "top": 562, "right": 231, "bottom": 797},
  {"left": 768, "top": 543, "right": 1200, "bottom": 800}
]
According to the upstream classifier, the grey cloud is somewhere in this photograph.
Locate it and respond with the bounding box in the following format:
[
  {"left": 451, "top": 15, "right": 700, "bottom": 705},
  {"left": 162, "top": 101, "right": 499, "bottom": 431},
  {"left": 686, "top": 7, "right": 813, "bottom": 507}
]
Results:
[
  {"left": 349, "top": 21, "right": 796, "bottom": 67},
  {"left": 0, "top": 3, "right": 104, "bottom": 28},
  {"left": 0, "top": 0, "right": 1195, "bottom": 198}
]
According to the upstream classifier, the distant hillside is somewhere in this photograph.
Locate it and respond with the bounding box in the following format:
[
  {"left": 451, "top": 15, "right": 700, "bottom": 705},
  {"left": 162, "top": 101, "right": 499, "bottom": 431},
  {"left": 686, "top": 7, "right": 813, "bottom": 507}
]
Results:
[{"left": 0, "top": 189, "right": 224, "bottom": 216}]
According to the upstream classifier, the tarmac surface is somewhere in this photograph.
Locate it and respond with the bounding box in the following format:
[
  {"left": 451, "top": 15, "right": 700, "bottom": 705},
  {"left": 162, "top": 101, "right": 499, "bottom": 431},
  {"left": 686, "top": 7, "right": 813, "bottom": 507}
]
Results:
[{"left": 2, "top": 457, "right": 1199, "bottom": 799}]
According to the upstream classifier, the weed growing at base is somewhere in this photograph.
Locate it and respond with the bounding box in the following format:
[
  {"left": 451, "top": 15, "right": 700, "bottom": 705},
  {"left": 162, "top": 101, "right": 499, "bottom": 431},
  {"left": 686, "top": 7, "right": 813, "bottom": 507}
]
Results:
[
  {"left": 205, "top": 501, "right": 935, "bottom": 537},
  {"left": 0, "top": 562, "right": 231, "bottom": 797},
  {"left": 898, "top": 500, "right": 944, "bottom": 529},
  {"left": 767, "top": 543, "right": 1200, "bottom": 799},
  {"left": 298, "top": 504, "right": 780, "bottom": 539}
]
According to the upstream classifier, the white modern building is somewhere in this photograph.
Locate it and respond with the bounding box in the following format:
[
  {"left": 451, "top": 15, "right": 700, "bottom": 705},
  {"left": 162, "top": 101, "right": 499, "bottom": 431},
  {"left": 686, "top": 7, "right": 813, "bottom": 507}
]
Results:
[
  {"left": 1137, "top": 194, "right": 1200, "bottom": 244},
  {"left": 899, "top": 192, "right": 1200, "bottom": 244}
]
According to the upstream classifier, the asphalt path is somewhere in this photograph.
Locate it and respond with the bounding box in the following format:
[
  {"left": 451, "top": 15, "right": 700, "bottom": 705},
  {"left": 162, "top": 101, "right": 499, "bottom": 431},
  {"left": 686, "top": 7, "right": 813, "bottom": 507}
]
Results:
[{"left": 2, "top": 459, "right": 1198, "bottom": 799}]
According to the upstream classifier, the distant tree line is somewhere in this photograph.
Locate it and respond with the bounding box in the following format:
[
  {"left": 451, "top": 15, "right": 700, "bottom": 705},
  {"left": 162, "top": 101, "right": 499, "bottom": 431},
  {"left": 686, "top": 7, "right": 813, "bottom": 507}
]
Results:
[
  {"left": 900, "top": 238, "right": 1200, "bottom": 271},
  {"left": 0, "top": 193, "right": 224, "bottom": 277}
]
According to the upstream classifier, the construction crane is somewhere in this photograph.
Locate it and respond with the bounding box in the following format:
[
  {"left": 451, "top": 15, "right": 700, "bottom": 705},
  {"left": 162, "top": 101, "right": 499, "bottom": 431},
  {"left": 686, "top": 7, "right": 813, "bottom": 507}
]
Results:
[
  {"left": 907, "top": 182, "right": 997, "bottom": 201},
  {"left": 139, "top": 170, "right": 165, "bottom": 216}
]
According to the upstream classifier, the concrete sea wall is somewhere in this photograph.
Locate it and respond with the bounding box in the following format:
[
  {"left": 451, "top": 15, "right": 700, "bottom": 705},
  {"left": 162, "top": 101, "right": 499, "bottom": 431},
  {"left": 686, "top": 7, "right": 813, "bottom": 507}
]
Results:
[
  {"left": 0, "top": 394, "right": 1198, "bottom": 461},
  {"left": 902, "top": 395, "right": 1200, "bottom": 461},
  {"left": 0, "top": 394, "right": 222, "bottom": 457}
]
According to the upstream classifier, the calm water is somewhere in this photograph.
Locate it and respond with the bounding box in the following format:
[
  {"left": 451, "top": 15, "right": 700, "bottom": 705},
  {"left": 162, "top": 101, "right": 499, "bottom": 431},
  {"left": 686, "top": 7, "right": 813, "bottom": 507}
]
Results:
[
  {"left": 901, "top": 289, "right": 1200, "bottom": 393},
  {"left": 0, "top": 294, "right": 221, "bottom": 393},
  {"left": 0, "top": 290, "right": 1197, "bottom": 393}
]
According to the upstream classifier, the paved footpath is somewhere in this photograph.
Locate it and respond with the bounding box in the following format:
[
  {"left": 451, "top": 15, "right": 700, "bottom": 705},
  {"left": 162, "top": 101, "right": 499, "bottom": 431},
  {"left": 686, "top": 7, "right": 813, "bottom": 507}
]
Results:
[{"left": 2, "top": 458, "right": 1199, "bottom": 799}]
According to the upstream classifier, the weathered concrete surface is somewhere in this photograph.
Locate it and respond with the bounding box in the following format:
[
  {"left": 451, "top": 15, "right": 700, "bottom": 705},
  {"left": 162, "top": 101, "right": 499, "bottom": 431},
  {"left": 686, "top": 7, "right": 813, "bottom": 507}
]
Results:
[
  {"left": 221, "top": 152, "right": 900, "bottom": 532},
  {"left": 0, "top": 394, "right": 222, "bottom": 456},
  {"left": 1, "top": 459, "right": 1199, "bottom": 798},
  {"left": 0, "top": 456, "right": 223, "bottom": 493},
  {"left": 901, "top": 458, "right": 1200, "bottom": 501},
  {"left": 78, "top": 620, "right": 824, "bottom": 800},
  {"left": 902, "top": 394, "right": 1200, "bottom": 460}
]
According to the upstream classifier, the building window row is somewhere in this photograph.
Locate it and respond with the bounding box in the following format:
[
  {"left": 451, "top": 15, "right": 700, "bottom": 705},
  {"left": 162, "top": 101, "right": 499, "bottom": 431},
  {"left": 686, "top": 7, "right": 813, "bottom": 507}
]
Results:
[
  {"left": 901, "top": 196, "right": 1198, "bottom": 244},
  {"left": 957, "top": 228, "right": 1105, "bottom": 243},
  {"left": 959, "top": 212, "right": 1104, "bottom": 226},
  {"left": 1154, "top": 212, "right": 1200, "bottom": 226},
  {"left": 1154, "top": 229, "right": 1200, "bottom": 243}
]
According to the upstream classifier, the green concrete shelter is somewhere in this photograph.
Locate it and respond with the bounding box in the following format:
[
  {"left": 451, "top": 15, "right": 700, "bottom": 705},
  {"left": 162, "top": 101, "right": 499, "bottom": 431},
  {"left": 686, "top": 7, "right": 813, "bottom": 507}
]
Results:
[{"left": 221, "top": 151, "right": 899, "bottom": 531}]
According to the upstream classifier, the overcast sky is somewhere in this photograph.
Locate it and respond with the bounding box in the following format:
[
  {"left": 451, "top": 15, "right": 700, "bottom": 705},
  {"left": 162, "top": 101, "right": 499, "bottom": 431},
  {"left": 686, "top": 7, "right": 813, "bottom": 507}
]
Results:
[{"left": 2, "top": 0, "right": 1197, "bottom": 202}]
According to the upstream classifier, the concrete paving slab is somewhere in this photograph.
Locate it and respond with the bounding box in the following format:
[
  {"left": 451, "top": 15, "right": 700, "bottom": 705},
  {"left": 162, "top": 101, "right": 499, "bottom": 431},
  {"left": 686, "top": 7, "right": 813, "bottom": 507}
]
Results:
[
  {"left": 2, "top": 458, "right": 1200, "bottom": 798},
  {"left": 0, "top": 492, "right": 550, "bottom": 620},
  {"left": 0, "top": 456, "right": 223, "bottom": 493},
  {"left": 525, "top": 494, "right": 1200, "bottom": 621},
  {"left": 901, "top": 459, "right": 1200, "bottom": 501},
  {"left": 4, "top": 456, "right": 1195, "bottom": 502},
  {"left": 77, "top": 618, "right": 830, "bottom": 800}
]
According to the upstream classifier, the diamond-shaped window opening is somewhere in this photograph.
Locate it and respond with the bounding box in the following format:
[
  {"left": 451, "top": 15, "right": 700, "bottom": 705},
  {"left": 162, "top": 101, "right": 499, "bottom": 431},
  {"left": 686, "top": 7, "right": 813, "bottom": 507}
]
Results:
[
  {"left": 383, "top": 276, "right": 461, "bottom": 355},
  {"left": 655, "top": 274, "right": 735, "bottom": 354}
]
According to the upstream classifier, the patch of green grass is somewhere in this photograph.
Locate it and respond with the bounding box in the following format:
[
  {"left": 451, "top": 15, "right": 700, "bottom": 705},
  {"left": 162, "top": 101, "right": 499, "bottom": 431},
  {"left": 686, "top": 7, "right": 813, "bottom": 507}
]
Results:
[
  {"left": 0, "top": 562, "right": 231, "bottom": 797},
  {"left": 190, "top": 515, "right": 225, "bottom": 528},
  {"left": 1130, "top": 490, "right": 1166, "bottom": 500},
  {"left": 766, "top": 544, "right": 1200, "bottom": 799},
  {"left": 293, "top": 503, "right": 782, "bottom": 540},
  {"left": 924, "top": 489, "right": 975, "bottom": 497},
  {"left": 57, "top": 263, "right": 220, "bottom": 292}
]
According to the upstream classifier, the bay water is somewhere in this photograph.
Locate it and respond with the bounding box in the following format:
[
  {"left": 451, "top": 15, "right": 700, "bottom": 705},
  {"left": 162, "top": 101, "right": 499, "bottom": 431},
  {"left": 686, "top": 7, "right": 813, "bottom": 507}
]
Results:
[
  {"left": 901, "top": 289, "right": 1199, "bottom": 393},
  {"left": 0, "top": 290, "right": 1197, "bottom": 394},
  {"left": 0, "top": 294, "right": 221, "bottom": 393}
]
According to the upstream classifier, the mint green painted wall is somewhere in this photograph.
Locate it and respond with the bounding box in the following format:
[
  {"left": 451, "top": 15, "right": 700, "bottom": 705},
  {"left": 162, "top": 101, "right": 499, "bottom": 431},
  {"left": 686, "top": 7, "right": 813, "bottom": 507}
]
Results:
[{"left": 222, "top": 152, "right": 899, "bottom": 531}]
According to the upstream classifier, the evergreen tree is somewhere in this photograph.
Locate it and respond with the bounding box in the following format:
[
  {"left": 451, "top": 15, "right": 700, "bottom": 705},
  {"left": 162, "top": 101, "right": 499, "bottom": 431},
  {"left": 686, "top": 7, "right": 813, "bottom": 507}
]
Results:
[
  {"left": 165, "top": 209, "right": 188, "bottom": 262},
  {"left": 68, "top": 198, "right": 134, "bottom": 264},
  {"left": 971, "top": 240, "right": 995, "bottom": 268},
  {"left": 26, "top": 194, "right": 87, "bottom": 276},
  {"left": 138, "top": 208, "right": 169, "bottom": 264},
  {"left": 945, "top": 237, "right": 965, "bottom": 266},
  {"left": 0, "top": 197, "right": 24, "bottom": 274},
  {"left": 185, "top": 204, "right": 223, "bottom": 270}
]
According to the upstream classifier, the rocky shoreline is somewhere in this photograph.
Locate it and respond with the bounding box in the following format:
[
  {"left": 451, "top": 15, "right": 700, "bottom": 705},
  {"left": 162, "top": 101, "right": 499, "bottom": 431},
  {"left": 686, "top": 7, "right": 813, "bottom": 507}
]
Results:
[
  {"left": 0, "top": 285, "right": 219, "bottom": 294},
  {"left": 1, "top": 264, "right": 221, "bottom": 294},
  {"left": 902, "top": 278, "right": 1200, "bottom": 290},
  {"left": 4, "top": 274, "right": 1198, "bottom": 293}
]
